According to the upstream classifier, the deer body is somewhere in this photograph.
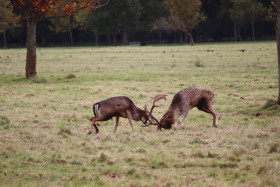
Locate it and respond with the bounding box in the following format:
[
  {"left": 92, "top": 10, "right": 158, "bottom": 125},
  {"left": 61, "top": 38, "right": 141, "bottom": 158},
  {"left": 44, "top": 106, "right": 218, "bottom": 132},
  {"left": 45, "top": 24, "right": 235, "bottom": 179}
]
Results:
[
  {"left": 159, "top": 87, "right": 219, "bottom": 129},
  {"left": 89, "top": 96, "right": 150, "bottom": 134}
]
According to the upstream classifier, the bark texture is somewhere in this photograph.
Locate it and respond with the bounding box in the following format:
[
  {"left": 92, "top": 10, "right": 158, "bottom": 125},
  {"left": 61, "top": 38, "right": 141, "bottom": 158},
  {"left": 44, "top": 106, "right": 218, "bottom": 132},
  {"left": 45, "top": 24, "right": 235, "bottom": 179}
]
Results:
[
  {"left": 26, "top": 13, "right": 37, "bottom": 78},
  {"left": 183, "top": 29, "right": 194, "bottom": 46},
  {"left": 276, "top": 14, "right": 280, "bottom": 104},
  {"left": 3, "top": 31, "right": 7, "bottom": 48}
]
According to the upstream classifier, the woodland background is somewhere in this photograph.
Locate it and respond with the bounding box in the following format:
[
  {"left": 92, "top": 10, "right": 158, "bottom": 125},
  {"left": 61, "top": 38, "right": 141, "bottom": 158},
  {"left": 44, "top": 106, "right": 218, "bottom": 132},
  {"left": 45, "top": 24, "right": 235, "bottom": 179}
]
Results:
[{"left": 0, "top": 0, "right": 276, "bottom": 48}]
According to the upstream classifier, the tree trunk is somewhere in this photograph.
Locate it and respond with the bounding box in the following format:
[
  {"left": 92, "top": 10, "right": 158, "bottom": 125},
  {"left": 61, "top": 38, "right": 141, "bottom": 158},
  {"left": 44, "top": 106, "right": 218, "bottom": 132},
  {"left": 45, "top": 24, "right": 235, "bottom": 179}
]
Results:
[
  {"left": 183, "top": 30, "right": 194, "bottom": 46},
  {"left": 26, "top": 16, "right": 37, "bottom": 78},
  {"left": 179, "top": 31, "right": 183, "bottom": 44},
  {"left": 251, "top": 21, "right": 255, "bottom": 41},
  {"left": 159, "top": 31, "right": 162, "bottom": 44},
  {"left": 188, "top": 33, "right": 194, "bottom": 46},
  {"left": 41, "top": 36, "right": 46, "bottom": 47},
  {"left": 237, "top": 24, "right": 242, "bottom": 41},
  {"left": 174, "top": 31, "right": 177, "bottom": 43},
  {"left": 69, "top": 29, "right": 74, "bottom": 46},
  {"left": 3, "top": 31, "right": 7, "bottom": 48},
  {"left": 276, "top": 14, "right": 280, "bottom": 104},
  {"left": 107, "top": 33, "right": 111, "bottom": 45},
  {"left": 95, "top": 31, "right": 99, "bottom": 46},
  {"left": 122, "top": 31, "right": 128, "bottom": 45},
  {"left": 113, "top": 33, "right": 117, "bottom": 46},
  {"left": 69, "top": 16, "right": 74, "bottom": 47},
  {"left": 234, "top": 22, "right": 238, "bottom": 41}
]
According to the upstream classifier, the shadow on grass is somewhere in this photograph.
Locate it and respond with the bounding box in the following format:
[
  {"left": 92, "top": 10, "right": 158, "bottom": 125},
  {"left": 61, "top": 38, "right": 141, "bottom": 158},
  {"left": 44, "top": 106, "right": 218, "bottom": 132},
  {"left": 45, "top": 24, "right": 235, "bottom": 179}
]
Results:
[
  {"left": 258, "top": 100, "right": 280, "bottom": 117},
  {"left": 13, "top": 77, "right": 48, "bottom": 84},
  {"left": 242, "top": 99, "right": 280, "bottom": 117}
]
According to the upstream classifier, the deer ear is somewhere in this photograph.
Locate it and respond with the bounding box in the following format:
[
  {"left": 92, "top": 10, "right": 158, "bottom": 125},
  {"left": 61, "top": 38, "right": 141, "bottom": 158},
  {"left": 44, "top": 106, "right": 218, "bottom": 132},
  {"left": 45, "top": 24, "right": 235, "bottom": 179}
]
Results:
[{"left": 144, "top": 105, "right": 148, "bottom": 112}]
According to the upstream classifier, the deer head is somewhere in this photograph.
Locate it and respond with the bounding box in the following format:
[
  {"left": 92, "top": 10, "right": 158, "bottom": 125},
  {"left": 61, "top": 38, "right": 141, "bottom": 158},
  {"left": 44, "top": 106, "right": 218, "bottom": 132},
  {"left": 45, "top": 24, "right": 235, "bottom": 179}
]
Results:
[{"left": 141, "top": 94, "right": 167, "bottom": 130}]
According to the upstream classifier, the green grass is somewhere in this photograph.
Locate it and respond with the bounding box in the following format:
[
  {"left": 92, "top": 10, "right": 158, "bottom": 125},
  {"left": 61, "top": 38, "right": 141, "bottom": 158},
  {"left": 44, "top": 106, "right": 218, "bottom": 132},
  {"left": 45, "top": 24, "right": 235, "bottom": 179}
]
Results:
[{"left": 0, "top": 42, "right": 280, "bottom": 186}]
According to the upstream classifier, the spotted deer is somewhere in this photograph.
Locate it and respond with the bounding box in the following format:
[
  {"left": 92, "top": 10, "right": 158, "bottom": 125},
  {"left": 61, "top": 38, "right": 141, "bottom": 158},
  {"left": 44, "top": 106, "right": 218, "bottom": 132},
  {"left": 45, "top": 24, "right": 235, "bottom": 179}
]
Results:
[
  {"left": 88, "top": 94, "right": 166, "bottom": 134},
  {"left": 145, "top": 87, "right": 219, "bottom": 130}
]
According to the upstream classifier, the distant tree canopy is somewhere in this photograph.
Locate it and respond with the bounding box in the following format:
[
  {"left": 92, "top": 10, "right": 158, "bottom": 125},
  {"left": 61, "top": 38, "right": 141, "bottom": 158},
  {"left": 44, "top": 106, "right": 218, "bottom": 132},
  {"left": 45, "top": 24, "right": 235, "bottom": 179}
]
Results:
[
  {"left": 86, "top": 0, "right": 142, "bottom": 45},
  {"left": 230, "top": 0, "right": 266, "bottom": 41},
  {"left": 0, "top": 0, "right": 18, "bottom": 48},
  {"left": 164, "top": 0, "right": 204, "bottom": 45},
  {"left": 50, "top": 10, "right": 88, "bottom": 46},
  {"left": 1, "top": 0, "right": 276, "bottom": 48}
]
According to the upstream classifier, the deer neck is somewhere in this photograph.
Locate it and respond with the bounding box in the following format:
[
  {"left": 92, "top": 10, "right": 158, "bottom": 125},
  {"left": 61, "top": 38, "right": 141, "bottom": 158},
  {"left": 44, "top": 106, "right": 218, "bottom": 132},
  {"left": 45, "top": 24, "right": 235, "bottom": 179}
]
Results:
[
  {"left": 132, "top": 107, "right": 146, "bottom": 121},
  {"left": 160, "top": 108, "right": 175, "bottom": 125}
]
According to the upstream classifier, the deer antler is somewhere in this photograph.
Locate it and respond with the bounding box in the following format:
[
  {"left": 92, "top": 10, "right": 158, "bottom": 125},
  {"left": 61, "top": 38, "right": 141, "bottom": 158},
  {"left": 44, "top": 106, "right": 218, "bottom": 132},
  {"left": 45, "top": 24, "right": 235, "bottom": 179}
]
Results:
[
  {"left": 148, "top": 94, "right": 167, "bottom": 130},
  {"left": 149, "top": 94, "right": 167, "bottom": 115}
]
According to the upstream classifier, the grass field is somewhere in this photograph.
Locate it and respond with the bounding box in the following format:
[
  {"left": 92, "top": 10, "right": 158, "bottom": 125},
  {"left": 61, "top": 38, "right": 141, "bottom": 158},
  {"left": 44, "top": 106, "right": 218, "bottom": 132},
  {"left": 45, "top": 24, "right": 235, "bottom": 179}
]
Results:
[{"left": 0, "top": 42, "right": 280, "bottom": 186}]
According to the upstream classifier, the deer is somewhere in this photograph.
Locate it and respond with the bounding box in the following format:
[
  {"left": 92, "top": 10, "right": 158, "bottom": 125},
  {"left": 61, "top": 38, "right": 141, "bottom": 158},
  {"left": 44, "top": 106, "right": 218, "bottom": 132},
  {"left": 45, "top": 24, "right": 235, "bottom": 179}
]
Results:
[
  {"left": 88, "top": 94, "right": 167, "bottom": 134},
  {"left": 144, "top": 87, "right": 219, "bottom": 130}
]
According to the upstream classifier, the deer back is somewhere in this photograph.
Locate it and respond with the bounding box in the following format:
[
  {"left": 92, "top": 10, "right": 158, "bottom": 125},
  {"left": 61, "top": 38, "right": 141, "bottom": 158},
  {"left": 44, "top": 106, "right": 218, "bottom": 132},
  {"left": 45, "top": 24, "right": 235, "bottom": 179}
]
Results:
[
  {"left": 171, "top": 87, "right": 214, "bottom": 111},
  {"left": 93, "top": 96, "right": 136, "bottom": 120},
  {"left": 159, "top": 87, "right": 215, "bottom": 129}
]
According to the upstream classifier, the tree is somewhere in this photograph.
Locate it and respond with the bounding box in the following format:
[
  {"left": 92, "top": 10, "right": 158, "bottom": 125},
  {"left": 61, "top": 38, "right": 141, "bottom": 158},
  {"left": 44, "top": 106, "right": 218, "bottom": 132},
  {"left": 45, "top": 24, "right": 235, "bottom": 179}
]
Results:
[
  {"left": 139, "top": 0, "right": 168, "bottom": 44},
  {"left": 200, "top": 0, "right": 232, "bottom": 41},
  {"left": 50, "top": 14, "right": 81, "bottom": 46},
  {"left": 230, "top": 0, "right": 266, "bottom": 41},
  {"left": 164, "top": 0, "right": 204, "bottom": 45},
  {"left": 230, "top": 0, "right": 247, "bottom": 41},
  {"left": 0, "top": 0, "right": 18, "bottom": 48},
  {"left": 151, "top": 17, "right": 172, "bottom": 44},
  {"left": 246, "top": 0, "right": 266, "bottom": 41},
  {"left": 86, "top": 0, "right": 141, "bottom": 45},
  {"left": 268, "top": 0, "right": 280, "bottom": 104},
  {"left": 11, "top": 0, "right": 108, "bottom": 78}
]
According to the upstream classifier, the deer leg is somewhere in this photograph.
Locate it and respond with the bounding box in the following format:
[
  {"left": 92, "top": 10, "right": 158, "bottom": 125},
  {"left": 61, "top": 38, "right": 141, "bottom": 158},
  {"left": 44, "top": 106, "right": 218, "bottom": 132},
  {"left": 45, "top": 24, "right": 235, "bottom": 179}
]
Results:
[
  {"left": 209, "top": 106, "right": 219, "bottom": 128},
  {"left": 127, "top": 111, "right": 134, "bottom": 131},
  {"left": 176, "top": 112, "right": 188, "bottom": 129},
  {"left": 197, "top": 104, "right": 219, "bottom": 128},
  {"left": 88, "top": 116, "right": 101, "bottom": 134},
  {"left": 88, "top": 122, "right": 99, "bottom": 134},
  {"left": 114, "top": 116, "right": 120, "bottom": 133}
]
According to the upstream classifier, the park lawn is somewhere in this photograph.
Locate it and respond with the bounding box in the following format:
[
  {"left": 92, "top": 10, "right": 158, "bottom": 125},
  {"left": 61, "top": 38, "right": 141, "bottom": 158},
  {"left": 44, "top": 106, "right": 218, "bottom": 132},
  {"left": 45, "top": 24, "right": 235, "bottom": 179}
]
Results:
[{"left": 0, "top": 42, "right": 280, "bottom": 186}]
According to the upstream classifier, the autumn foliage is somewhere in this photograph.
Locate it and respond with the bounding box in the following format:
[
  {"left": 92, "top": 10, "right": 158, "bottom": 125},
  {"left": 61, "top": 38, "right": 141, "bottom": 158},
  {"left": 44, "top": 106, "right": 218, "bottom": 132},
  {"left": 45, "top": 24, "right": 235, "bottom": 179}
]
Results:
[
  {"left": 0, "top": 0, "right": 18, "bottom": 32},
  {"left": 164, "top": 0, "right": 204, "bottom": 45},
  {"left": 164, "top": 0, "right": 202, "bottom": 30},
  {"left": 10, "top": 0, "right": 107, "bottom": 78},
  {"left": 12, "top": 0, "right": 102, "bottom": 19}
]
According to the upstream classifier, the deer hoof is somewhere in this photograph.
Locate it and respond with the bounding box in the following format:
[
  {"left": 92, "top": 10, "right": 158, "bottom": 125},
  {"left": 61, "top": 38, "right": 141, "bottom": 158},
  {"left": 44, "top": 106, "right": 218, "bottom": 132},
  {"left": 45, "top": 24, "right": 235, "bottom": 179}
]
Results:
[{"left": 88, "top": 131, "right": 92, "bottom": 135}]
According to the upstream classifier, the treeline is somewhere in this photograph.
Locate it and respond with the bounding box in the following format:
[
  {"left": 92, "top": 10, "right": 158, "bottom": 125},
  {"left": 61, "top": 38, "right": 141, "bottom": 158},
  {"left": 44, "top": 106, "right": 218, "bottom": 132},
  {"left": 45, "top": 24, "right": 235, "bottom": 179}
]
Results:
[{"left": 0, "top": 0, "right": 276, "bottom": 47}]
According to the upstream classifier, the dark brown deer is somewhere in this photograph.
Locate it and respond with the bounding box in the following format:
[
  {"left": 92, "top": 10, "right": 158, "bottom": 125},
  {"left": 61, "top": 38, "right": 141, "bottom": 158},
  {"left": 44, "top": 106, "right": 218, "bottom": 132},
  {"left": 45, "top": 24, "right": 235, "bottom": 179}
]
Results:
[
  {"left": 88, "top": 95, "right": 166, "bottom": 134},
  {"left": 147, "top": 87, "right": 219, "bottom": 130}
]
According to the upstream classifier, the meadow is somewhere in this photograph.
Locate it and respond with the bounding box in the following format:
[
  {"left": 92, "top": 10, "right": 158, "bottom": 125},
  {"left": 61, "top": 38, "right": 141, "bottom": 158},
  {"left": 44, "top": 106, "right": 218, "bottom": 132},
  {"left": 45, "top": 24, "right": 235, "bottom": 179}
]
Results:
[{"left": 0, "top": 42, "right": 279, "bottom": 186}]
